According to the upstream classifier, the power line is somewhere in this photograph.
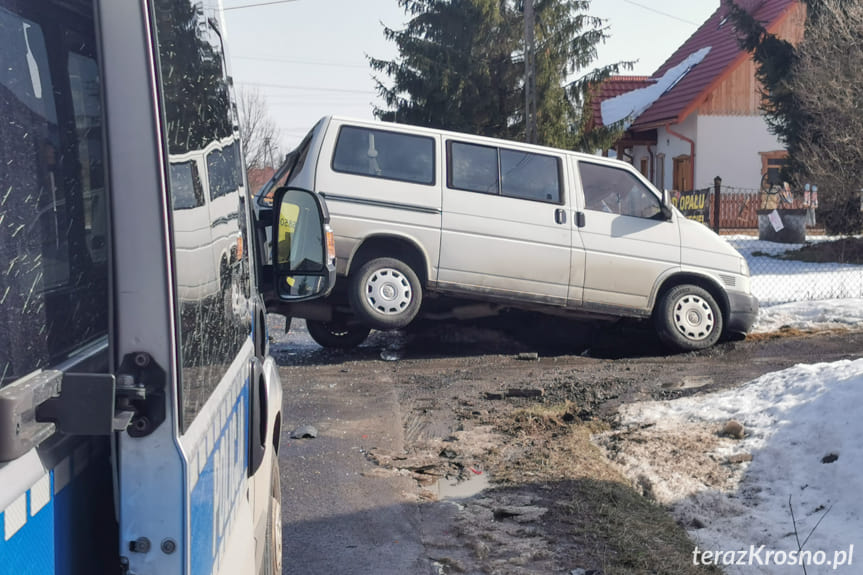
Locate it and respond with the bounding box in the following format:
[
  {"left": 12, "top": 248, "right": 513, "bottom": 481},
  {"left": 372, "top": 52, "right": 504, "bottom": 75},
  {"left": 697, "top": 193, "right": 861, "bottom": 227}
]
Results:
[
  {"left": 238, "top": 80, "right": 376, "bottom": 95},
  {"left": 620, "top": 0, "right": 700, "bottom": 27},
  {"left": 224, "top": 0, "right": 299, "bottom": 11},
  {"left": 231, "top": 55, "right": 368, "bottom": 70}
]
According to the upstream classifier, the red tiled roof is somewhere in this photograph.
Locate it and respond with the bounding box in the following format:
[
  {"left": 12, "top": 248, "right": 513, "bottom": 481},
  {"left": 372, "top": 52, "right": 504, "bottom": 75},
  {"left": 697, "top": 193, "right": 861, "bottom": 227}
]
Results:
[
  {"left": 247, "top": 166, "right": 275, "bottom": 193},
  {"left": 630, "top": 0, "right": 796, "bottom": 130},
  {"left": 590, "top": 76, "right": 654, "bottom": 127}
]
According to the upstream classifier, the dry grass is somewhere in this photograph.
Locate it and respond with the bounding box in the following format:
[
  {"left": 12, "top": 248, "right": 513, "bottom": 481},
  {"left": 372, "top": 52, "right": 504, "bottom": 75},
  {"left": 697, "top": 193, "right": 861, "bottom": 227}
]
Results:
[{"left": 486, "top": 403, "right": 720, "bottom": 574}]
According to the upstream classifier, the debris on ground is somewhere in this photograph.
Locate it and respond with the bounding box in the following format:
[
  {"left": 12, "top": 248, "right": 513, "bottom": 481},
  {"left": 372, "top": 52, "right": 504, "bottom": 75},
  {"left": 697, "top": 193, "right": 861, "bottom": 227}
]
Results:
[{"left": 289, "top": 425, "right": 318, "bottom": 439}]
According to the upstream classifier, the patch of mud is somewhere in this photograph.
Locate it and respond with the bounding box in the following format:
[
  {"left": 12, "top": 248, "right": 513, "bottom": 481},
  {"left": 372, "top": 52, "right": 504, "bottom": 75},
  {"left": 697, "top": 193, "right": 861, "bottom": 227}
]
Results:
[
  {"left": 366, "top": 425, "right": 505, "bottom": 499},
  {"left": 435, "top": 471, "right": 491, "bottom": 501}
]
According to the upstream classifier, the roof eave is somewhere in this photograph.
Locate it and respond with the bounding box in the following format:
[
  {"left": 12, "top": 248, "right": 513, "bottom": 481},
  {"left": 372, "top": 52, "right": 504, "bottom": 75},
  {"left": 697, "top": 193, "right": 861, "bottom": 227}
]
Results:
[{"left": 670, "top": 2, "right": 799, "bottom": 126}]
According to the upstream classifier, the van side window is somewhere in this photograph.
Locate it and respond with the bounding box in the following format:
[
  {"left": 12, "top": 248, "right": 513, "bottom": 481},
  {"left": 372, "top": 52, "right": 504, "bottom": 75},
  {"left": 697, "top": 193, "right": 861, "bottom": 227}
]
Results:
[
  {"left": 0, "top": 5, "right": 108, "bottom": 386},
  {"left": 449, "top": 141, "right": 562, "bottom": 203},
  {"left": 449, "top": 141, "right": 498, "bottom": 194},
  {"left": 500, "top": 149, "right": 561, "bottom": 203},
  {"left": 170, "top": 161, "right": 205, "bottom": 209},
  {"left": 578, "top": 162, "right": 661, "bottom": 219},
  {"left": 332, "top": 125, "right": 435, "bottom": 185},
  {"left": 207, "top": 146, "right": 234, "bottom": 200}
]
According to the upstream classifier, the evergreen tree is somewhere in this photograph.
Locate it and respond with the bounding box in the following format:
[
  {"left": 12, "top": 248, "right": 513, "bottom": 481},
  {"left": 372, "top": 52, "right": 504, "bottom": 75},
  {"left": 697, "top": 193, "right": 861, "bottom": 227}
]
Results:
[
  {"left": 728, "top": 0, "right": 862, "bottom": 234},
  {"left": 370, "top": 0, "right": 628, "bottom": 148},
  {"left": 369, "top": 0, "right": 520, "bottom": 138}
]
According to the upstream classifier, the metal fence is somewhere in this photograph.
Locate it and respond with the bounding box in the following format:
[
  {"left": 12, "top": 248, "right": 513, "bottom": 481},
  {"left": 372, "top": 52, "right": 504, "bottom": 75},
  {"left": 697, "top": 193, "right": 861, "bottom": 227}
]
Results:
[
  {"left": 669, "top": 184, "right": 861, "bottom": 306},
  {"left": 726, "top": 235, "right": 863, "bottom": 306}
]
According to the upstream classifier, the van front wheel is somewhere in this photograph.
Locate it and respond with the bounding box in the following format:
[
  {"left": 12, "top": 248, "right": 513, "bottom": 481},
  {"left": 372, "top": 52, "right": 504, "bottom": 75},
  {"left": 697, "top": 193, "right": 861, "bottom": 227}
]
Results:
[
  {"left": 349, "top": 257, "right": 422, "bottom": 330},
  {"left": 655, "top": 285, "right": 723, "bottom": 351}
]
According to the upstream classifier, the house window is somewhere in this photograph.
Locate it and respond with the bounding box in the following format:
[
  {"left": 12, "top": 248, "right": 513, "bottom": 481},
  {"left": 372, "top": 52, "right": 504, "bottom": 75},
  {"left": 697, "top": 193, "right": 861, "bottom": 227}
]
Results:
[
  {"left": 760, "top": 150, "right": 789, "bottom": 188},
  {"left": 639, "top": 157, "right": 649, "bottom": 178},
  {"left": 673, "top": 155, "right": 691, "bottom": 192}
]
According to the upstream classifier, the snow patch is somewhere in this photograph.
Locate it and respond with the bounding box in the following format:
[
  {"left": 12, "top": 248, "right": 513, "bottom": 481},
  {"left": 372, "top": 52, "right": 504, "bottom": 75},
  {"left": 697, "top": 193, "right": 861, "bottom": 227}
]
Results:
[
  {"left": 605, "top": 359, "right": 863, "bottom": 574},
  {"left": 601, "top": 47, "right": 711, "bottom": 127}
]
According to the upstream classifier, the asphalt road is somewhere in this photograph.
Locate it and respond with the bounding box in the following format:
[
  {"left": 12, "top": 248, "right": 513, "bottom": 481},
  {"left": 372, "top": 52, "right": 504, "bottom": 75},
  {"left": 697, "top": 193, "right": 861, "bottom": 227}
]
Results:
[{"left": 271, "top": 317, "right": 863, "bottom": 574}]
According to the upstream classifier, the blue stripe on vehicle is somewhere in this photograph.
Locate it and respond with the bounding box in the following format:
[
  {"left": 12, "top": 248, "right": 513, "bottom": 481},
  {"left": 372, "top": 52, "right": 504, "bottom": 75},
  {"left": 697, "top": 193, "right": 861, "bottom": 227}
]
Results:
[
  {"left": 0, "top": 473, "right": 55, "bottom": 575},
  {"left": 190, "top": 380, "right": 249, "bottom": 575}
]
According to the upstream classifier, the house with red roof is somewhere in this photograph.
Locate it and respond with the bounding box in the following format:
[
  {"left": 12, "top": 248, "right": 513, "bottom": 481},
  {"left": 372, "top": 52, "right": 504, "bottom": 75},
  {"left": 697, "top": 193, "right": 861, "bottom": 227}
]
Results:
[{"left": 590, "top": 0, "right": 806, "bottom": 193}]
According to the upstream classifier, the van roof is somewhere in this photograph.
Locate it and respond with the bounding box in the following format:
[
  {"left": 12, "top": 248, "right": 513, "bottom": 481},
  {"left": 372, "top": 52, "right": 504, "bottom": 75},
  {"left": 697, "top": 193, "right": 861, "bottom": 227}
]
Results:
[{"left": 322, "top": 115, "right": 635, "bottom": 170}]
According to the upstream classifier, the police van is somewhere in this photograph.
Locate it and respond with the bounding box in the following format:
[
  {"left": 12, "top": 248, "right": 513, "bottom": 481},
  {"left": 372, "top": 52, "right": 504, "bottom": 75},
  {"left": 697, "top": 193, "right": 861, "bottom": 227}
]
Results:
[{"left": 0, "top": 1, "right": 335, "bottom": 574}]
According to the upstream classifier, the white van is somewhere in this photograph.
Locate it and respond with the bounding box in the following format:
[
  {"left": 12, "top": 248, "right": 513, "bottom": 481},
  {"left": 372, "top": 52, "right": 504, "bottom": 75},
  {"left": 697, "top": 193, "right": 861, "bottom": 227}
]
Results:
[
  {"left": 262, "top": 116, "right": 758, "bottom": 352},
  {"left": 169, "top": 139, "right": 244, "bottom": 306}
]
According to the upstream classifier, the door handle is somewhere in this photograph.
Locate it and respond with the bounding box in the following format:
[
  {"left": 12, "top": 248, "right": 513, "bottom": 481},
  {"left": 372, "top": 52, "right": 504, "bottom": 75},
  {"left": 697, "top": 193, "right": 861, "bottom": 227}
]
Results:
[
  {"left": 554, "top": 208, "right": 567, "bottom": 225},
  {"left": 575, "top": 211, "right": 586, "bottom": 228},
  {"left": 248, "top": 357, "right": 267, "bottom": 477}
]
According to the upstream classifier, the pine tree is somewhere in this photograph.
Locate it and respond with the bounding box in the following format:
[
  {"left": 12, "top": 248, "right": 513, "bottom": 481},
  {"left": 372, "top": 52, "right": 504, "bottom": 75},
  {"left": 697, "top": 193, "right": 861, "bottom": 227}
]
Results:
[
  {"left": 370, "top": 0, "right": 628, "bottom": 148},
  {"left": 369, "top": 0, "right": 520, "bottom": 138}
]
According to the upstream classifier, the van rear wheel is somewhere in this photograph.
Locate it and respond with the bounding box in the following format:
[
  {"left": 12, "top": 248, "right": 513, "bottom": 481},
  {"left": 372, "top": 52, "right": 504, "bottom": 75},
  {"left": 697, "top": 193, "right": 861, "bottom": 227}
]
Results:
[
  {"left": 306, "top": 318, "right": 371, "bottom": 349},
  {"left": 655, "top": 284, "right": 723, "bottom": 351},
  {"left": 348, "top": 257, "right": 422, "bottom": 330}
]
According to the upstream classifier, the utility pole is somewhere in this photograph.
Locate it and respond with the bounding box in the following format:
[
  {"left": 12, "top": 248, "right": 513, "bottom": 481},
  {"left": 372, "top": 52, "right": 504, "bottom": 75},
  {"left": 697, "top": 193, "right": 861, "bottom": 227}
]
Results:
[
  {"left": 263, "top": 136, "right": 274, "bottom": 168},
  {"left": 523, "top": 0, "right": 537, "bottom": 144}
]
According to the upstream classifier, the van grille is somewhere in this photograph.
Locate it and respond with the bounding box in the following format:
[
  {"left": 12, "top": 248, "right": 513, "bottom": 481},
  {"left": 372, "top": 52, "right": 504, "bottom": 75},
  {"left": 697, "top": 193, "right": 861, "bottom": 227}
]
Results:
[{"left": 719, "top": 274, "right": 736, "bottom": 287}]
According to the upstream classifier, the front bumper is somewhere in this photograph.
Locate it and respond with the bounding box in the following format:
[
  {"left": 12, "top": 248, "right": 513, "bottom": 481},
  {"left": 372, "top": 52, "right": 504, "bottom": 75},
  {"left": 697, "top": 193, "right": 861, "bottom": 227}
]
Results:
[{"left": 725, "top": 291, "right": 759, "bottom": 334}]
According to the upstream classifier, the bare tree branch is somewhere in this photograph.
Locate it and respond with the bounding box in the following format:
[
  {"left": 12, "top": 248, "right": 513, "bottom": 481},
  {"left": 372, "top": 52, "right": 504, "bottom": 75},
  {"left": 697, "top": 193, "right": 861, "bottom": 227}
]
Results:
[
  {"left": 236, "top": 86, "right": 281, "bottom": 173},
  {"left": 789, "top": 0, "right": 863, "bottom": 234}
]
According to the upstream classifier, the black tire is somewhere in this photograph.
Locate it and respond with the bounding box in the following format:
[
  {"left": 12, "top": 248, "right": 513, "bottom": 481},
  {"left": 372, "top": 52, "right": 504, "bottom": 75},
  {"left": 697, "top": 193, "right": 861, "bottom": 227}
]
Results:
[
  {"left": 306, "top": 318, "right": 371, "bottom": 349},
  {"left": 348, "top": 257, "right": 422, "bottom": 329},
  {"left": 261, "top": 464, "right": 281, "bottom": 575},
  {"left": 654, "top": 284, "right": 723, "bottom": 351}
]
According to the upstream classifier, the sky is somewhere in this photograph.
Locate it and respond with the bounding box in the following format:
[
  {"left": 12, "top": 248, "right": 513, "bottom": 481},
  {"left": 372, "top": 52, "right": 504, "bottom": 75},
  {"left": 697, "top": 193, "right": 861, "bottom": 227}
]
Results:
[{"left": 222, "top": 0, "right": 721, "bottom": 152}]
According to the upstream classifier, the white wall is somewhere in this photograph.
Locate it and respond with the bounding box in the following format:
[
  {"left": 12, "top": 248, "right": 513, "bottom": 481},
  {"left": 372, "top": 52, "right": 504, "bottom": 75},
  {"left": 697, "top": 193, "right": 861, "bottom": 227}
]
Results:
[
  {"left": 630, "top": 145, "right": 652, "bottom": 180},
  {"left": 696, "top": 115, "right": 784, "bottom": 191},
  {"left": 655, "top": 113, "right": 698, "bottom": 191}
]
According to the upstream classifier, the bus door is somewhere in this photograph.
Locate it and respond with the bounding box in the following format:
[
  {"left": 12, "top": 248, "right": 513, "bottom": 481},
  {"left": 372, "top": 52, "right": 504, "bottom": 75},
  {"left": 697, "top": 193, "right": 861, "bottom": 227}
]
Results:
[
  {"left": 99, "top": 1, "right": 283, "bottom": 573},
  {"left": 1, "top": 2, "right": 334, "bottom": 574},
  {"left": 0, "top": 1, "right": 117, "bottom": 573}
]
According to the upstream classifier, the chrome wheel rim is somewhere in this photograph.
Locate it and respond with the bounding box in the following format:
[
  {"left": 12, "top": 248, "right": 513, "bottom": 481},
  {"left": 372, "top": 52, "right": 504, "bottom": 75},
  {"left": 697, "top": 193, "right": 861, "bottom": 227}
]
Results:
[
  {"left": 364, "top": 267, "right": 412, "bottom": 315},
  {"left": 672, "top": 294, "right": 715, "bottom": 341}
]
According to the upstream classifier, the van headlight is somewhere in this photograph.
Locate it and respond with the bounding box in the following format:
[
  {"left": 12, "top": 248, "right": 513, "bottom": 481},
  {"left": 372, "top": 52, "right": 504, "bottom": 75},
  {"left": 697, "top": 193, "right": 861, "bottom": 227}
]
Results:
[{"left": 739, "top": 257, "right": 750, "bottom": 277}]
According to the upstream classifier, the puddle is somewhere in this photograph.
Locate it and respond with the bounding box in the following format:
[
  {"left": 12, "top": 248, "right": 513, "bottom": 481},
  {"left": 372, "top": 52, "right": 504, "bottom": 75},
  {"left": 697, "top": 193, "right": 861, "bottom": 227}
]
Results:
[
  {"left": 662, "top": 375, "right": 714, "bottom": 390},
  {"left": 436, "top": 472, "right": 490, "bottom": 501},
  {"left": 380, "top": 349, "right": 404, "bottom": 361}
]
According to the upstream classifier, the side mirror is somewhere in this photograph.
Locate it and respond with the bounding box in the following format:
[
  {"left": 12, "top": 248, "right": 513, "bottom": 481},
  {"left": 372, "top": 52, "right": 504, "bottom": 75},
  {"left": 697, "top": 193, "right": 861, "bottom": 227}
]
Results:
[
  {"left": 272, "top": 187, "right": 336, "bottom": 301},
  {"left": 660, "top": 189, "right": 673, "bottom": 220}
]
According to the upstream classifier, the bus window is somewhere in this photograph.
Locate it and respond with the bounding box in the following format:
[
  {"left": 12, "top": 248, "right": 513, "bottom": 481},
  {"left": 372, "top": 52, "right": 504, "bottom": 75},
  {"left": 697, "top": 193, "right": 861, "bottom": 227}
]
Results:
[
  {"left": 152, "top": 0, "right": 251, "bottom": 430},
  {"left": 0, "top": 4, "right": 109, "bottom": 387}
]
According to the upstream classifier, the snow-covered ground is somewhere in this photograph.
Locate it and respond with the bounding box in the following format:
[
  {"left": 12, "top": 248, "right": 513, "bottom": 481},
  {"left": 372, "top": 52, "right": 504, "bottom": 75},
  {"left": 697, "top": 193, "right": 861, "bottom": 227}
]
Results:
[
  {"left": 730, "top": 236, "right": 863, "bottom": 307},
  {"left": 732, "top": 235, "right": 863, "bottom": 331},
  {"left": 603, "top": 237, "right": 863, "bottom": 574}
]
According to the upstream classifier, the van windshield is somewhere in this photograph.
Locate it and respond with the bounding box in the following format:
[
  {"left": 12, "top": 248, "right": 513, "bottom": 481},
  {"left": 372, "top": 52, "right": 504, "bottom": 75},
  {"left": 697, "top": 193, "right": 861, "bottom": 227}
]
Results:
[{"left": 255, "top": 119, "right": 320, "bottom": 207}]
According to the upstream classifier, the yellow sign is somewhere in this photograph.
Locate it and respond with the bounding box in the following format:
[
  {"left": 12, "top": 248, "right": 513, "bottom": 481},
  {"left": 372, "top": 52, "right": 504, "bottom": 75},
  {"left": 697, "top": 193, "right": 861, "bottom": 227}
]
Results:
[
  {"left": 671, "top": 189, "right": 710, "bottom": 224},
  {"left": 277, "top": 202, "right": 299, "bottom": 267}
]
